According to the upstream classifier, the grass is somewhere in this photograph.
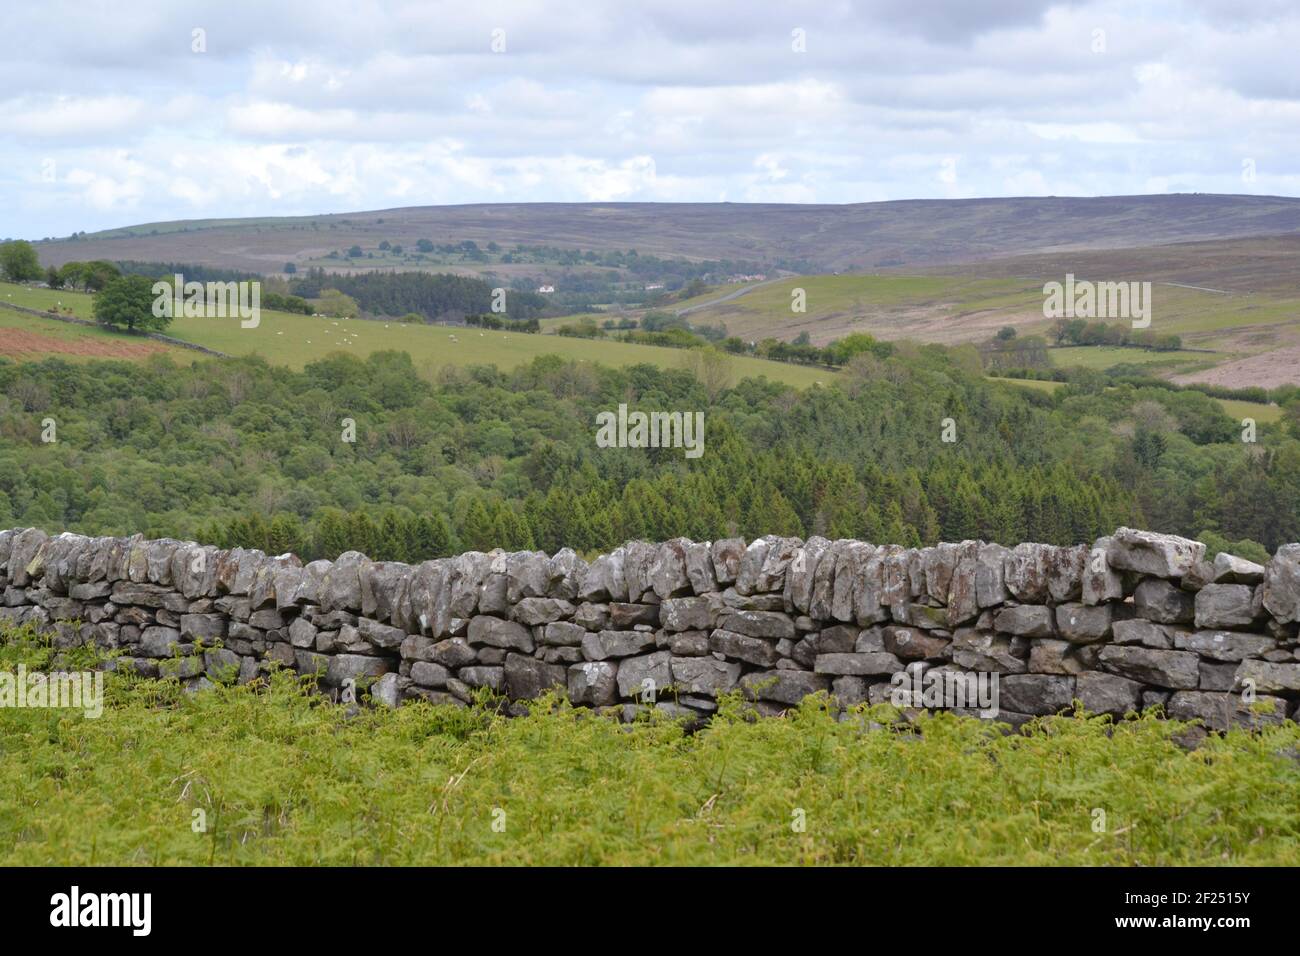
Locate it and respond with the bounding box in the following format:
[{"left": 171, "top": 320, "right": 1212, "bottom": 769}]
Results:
[
  {"left": 1, "top": 625, "right": 1297, "bottom": 866},
  {"left": 681, "top": 274, "right": 1039, "bottom": 338},
  {"left": 0, "top": 283, "right": 833, "bottom": 388},
  {"left": 988, "top": 376, "right": 1285, "bottom": 423},
  {"left": 1049, "top": 346, "right": 1208, "bottom": 371}
]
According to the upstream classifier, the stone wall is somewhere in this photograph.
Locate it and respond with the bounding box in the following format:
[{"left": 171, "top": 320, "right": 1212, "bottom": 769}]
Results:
[{"left": 2, "top": 526, "right": 1299, "bottom": 731}]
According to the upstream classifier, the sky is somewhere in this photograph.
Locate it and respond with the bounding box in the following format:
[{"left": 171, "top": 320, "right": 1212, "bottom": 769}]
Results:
[{"left": 3, "top": 0, "right": 1299, "bottom": 238}]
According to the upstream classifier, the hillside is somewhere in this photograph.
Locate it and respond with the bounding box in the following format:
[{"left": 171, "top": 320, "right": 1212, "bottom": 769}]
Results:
[
  {"left": 33, "top": 194, "right": 1300, "bottom": 276},
  {"left": 0, "top": 283, "right": 831, "bottom": 389},
  {"left": 664, "top": 235, "right": 1300, "bottom": 387}
]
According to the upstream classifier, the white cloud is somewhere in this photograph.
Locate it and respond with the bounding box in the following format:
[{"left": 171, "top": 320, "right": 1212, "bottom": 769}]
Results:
[{"left": 0, "top": 0, "right": 1296, "bottom": 236}]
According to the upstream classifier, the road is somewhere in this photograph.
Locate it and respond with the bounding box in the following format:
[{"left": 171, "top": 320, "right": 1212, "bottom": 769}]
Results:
[{"left": 674, "top": 276, "right": 788, "bottom": 316}]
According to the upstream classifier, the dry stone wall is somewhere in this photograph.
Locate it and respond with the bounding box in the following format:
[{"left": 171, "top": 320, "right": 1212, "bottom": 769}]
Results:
[{"left": 2, "top": 526, "right": 1299, "bottom": 731}]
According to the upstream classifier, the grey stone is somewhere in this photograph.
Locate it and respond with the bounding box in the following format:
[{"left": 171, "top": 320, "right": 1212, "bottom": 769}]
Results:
[
  {"left": 738, "top": 670, "right": 829, "bottom": 706},
  {"left": 615, "top": 651, "right": 674, "bottom": 699},
  {"left": 716, "top": 607, "right": 795, "bottom": 640},
  {"left": 1003, "top": 543, "right": 1052, "bottom": 603},
  {"left": 511, "top": 597, "right": 575, "bottom": 626},
  {"left": 572, "top": 602, "right": 609, "bottom": 631},
  {"left": 1212, "top": 552, "right": 1266, "bottom": 585},
  {"left": 671, "top": 657, "right": 741, "bottom": 696},
  {"left": 735, "top": 535, "right": 801, "bottom": 595},
  {"left": 1098, "top": 646, "right": 1199, "bottom": 689},
  {"left": 708, "top": 628, "right": 780, "bottom": 666},
  {"left": 813, "top": 652, "right": 902, "bottom": 676},
  {"left": 685, "top": 541, "right": 718, "bottom": 595},
  {"left": 1193, "top": 584, "right": 1261, "bottom": 629},
  {"left": 578, "top": 548, "right": 627, "bottom": 603},
  {"left": 669, "top": 630, "right": 711, "bottom": 656},
  {"left": 567, "top": 661, "right": 618, "bottom": 706},
  {"left": 1134, "top": 579, "right": 1195, "bottom": 624},
  {"left": 1046, "top": 544, "right": 1087, "bottom": 603},
  {"left": 370, "top": 673, "right": 402, "bottom": 708},
  {"left": 1233, "top": 659, "right": 1300, "bottom": 693},
  {"left": 608, "top": 602, "right": 658, "bottom": 628},
  {"left": 288, "top": 616, "right": 318, "bottom": 648},
  {"left": 582, "top": 629, "right": 656, "bottom": 661},
  {"left": 1081, "top": 537, "right": 1124, "bottom": 605},
  {"left": 503, "top": 653, "right": 566, "bottom": 700},
  {"left": 1173, "top": 629, "right": 1275, "bottom": 662},
  {"left": 319, "top": 552, "right": 365, "bottom": 613},
  {"left": 138, "top": 625, "right": 188, "bottom": 658},
  {"left": 1107, "top": 527, "right": 1205, "bottom": 579},
  {"left": 1167, "top": 690, "right": 1288, "bottom": 731},
  {"left": 993, "top": 605, "right": 1055, "bottom": 638},
  {"left": 622, "top": 541, "right": 657, "bottom": 602},
  {"left": 784, "top": 536, "right": 830, "bottom": 615},
  {"left": 951, "top": 628, "right": 1027, "bottom": 673},
  {"left": 999, "top": 674, "right": 1075, "bottom": 716},
  {"left": 649, "top": 537, "right": 692, "bottom": 598},
  {"left": 1028, "top": 639, "right": 1092, "bottom": 675},
  {"left": 660, "top": 596, "right": 712, "bottom": 632},
  {"left": 882, "top": 625, "right": 949, "bottom": 660},
  {"left": 1076, "top": 672, "right": 1144, "bottom": 715},
  {"left": 1054, "top": 603, "right": 1113, "bottom": 643},
  {"left": 429, "top": 638, "right": 476, "bottom": 669},
  {"left": 410, "top": 661, "right": 451, "bottom": 688},
  {"left": 467, "top": 615, "right": 533, "bottom": 652},
  {"left": 710, "top": 538, "right": 745, "bottom": 585},
  {"left": 180, "top": 613, "right": 226, "bottom": 641},
  {"left": 1198, "top": 660, "right": 1239, "bottom": 691},
  {"left": 325, "top": 654, "right": 392, "bottom": 688},
  {"left": 542, "top": 621, "right": 586, "bottom": 646},
  {"left": 1111, "top": 618, "right": 1174, "bottom": 649}
]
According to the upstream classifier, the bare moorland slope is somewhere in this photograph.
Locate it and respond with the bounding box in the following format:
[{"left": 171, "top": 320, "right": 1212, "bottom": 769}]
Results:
[{"left": 34, "top": 194, "right": 1300, "bottom": 275}]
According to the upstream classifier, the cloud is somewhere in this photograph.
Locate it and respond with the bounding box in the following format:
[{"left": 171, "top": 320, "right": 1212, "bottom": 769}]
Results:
[{"left": 0, "top": 0, "right": 1297, "bottom": 236}]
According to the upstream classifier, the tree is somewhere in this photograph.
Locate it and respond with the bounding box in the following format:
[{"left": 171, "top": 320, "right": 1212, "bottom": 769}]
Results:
[
  {"left": 284, "top": 262, "right": 297, "bottom": 274},
  {"left": 0, "top": 240, "right": 42, "bottom": 281},
  {"left": 316, "top": 288, "right": 359, "bottom": 318},
  {"left": 45, "top": 265, "right": 64, "bottom": 289},
  {"left": 995, "top": 326, "right": 1017, "bottom": 341},
  {"left": 82, "top": 260, "right": 121, "bottom": 292},
  {"left": 93, "top": 274, "right": 170, "bottom": 332},
  {"left": 59, "top": 261, "right": 86, "bottom": 290},
  {"left": 684, "top": 345, "right": 734, "bottom": 401}
]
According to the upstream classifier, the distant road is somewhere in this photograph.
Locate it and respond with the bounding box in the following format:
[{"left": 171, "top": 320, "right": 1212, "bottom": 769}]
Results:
[
  {"left": 1161, "top": 281, "right": 1237, "bottom": 295},
  {"left": 675, "top": 276, "right": 787, "bottom": 316}
]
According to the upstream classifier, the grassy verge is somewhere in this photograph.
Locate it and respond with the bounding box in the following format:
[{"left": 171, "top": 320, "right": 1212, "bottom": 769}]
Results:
[{"left": 1, "top": 625, "right": 1296, "bottom": 865}]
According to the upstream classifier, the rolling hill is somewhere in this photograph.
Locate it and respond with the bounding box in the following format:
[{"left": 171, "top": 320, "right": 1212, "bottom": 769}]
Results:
[{"left": 32, "top": 194, "right": 1300, "bottom": 276}]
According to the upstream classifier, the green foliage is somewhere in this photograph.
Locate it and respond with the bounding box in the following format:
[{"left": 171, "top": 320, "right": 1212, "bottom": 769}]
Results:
[
  {"left": 0, "top": 240, "right": 43, "bottom": 281},
  {"left": 0, "top": 622, "right": 1296, "bottom": 865},
  {"left": 2, "top": 343, "right": 1295, "bottom": 555},
  {"left": 92, "top": 274, "right": 171, "bottom": 332},
  {"left": 289, "top": 267, "right": 549, "bottom": 322}
]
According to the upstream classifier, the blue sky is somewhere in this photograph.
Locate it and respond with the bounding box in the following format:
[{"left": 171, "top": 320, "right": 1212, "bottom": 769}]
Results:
[{"left": 3, "top": 0, "right": 1299, "bottom": 238}]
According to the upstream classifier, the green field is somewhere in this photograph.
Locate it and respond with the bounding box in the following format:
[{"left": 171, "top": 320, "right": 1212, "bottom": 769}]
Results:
[
  {"left": 1, "top": 626, "right": 1296, "bottom": 866},
  {"left": 0, "top": 283, "right": 833, "bottom": 388},
  {"left": 681, "top": 274, "right": 1040, "bottom": 339},
  {"left": 988, "top": 375, "right": 1285, "bottom": 422},
  {"left": 1049, "top": 345, "right": 1208, "bottom": 371}
]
